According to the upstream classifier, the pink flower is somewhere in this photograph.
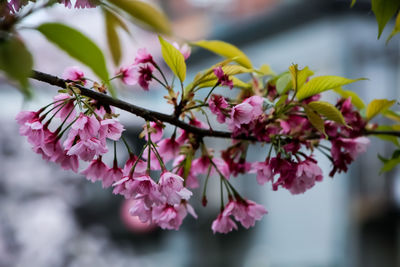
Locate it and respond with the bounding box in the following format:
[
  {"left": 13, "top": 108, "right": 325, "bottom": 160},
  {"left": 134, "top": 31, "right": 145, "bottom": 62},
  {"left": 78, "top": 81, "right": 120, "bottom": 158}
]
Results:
[
  {"left": 22, "top": 120, "right": 45, "bottom": 147},
  {"left": 213, "top": 158, "right": 231, "bottom": 179},
  {"left": 208, "top": 94, "right": 229, "bottom": 123},
  {"left": 52, "top": 93, "right": 76, "bottom": 123},
  {"left": 62, "top": 66, "right": 86, "bottom": 84},
  {"left": 159, "top": 171, "right": 192, "bottom": 205},
  {"left": 230, "top": 102, "right": 253, "bottom": 128},
  {"left": 341, "top": 137, "right": 370, "bottom": 160},
  {"left": 172, "top": 155, "right": 199, "bottom": 189},
  {"left": 134, "top": 48, "right": 155, "bottom": 65},
  {"left": 129, "top": 198, "right": 152, "bottom": 223},
  {"left": 81, "top": 157, "right": 109, "bottom": 182},
  {"left": 251, "top": 160, "right": 273, "bottom": 185},
  {"left": 213, "top": 66, "right": 233, "bottom": 89},
  {"left": 116, "top": 65, "right": 138, "bottom": 85},
  {"left": 143, "top": 122, "right": 164, "bottom": 143},
  {"left": 192, "top": 156, "right": 211, "bottom": 175},
  {"left": 173, "top": 42, "right": 191, "bottom": 60},
  {"left": 289, "top": 159, "right": 323, "bottom": 194},
  {"left": 74, "top": 0, "right": 97, "bottom": 8},
  {"left": 99, "top": 119, "right": 124, "bottom": 141},
  {"left": 127, "top": 174, "right": 162, "bottom": 205},
  {"left": 152, "top": 204, "right": 186, "bottom": 230},
  {"left": 122, "top": 155, "right": 147, "bottom": 177},
  {"left": 243, "top": 96, "right": 264, "bottom": 117},
  {"left": 56, "top": 153, "right": 79, "bottom": 173},
  {"left": 137, "top": 64, "right": 154, "bottom": 90},
  {"left": 66, "top": 137, "right": 108, "bottom": 161},
  {"left": 102, "top": 165, "right": 123, "bottom": 188},
  {"left": 211, "top": 204, "right": 237, "bottom": 234},
  {"left": 156, "top": 137, "right": 180, "bottom": 163},
  {"left": 71, "top": 113, "right": 100, "bottom": 140},
  {"left": 58, "top": 0, "right": 72, "bottom": 8},
  {"left": 228, "top": 200, "right": 267, "bottom": 228}
]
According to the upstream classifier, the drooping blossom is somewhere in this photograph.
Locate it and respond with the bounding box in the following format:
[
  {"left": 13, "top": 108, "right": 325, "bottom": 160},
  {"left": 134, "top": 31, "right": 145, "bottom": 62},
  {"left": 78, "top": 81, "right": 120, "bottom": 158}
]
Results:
[
  {"left": 152, "top": 202, "right": 196, "bottom": 230},
  {"left": 70, "top": 113, "right": 100, "bottom": 140},
  {"left": 230, "top": 102, "right": 254, "bottom": 128},
  {"left": 143, "top": 121, "right": 164, "bottom": 143},
  {"left": 228, "top": 199, "right": 267, "bottom": 229},
  {"left": 251, "top": 159, "right": 273, "bottom": 185},
  {"left": 289, "top": 159, "right": 323, "bottom": 195},
  {"left": 156, "top": 137, "right": 180, "bottom": 163},
  {"left": 159, "top": 171, "right": 192, "bottom": 205},
  {"left": 56, "top": 152, "right": 79, "bottom": 173},
  {"left": 66, "top": 137, "right": 108, "bottom": 161},
  {"left": 137, "top": 64, "right": 155, "bottom": 90},
  {"left": 213, "top": 66, "right": 233, "bottom": 89},
  {"left": 116, "top": 65, "right": 138, "bottom": 85},
  {"left": 74, "top": 0, "right": 97, "bottom": 9},
  {"left": 134, "top": 48, "right": 155, "bottom": 66},
  {"left": 208, "top": 94, "right": 230, "bottom": 123},
  {"left": 52, "top": 93, "right": 76, "bottom": 123},
  {"left": 173, "top": 42, "right": 191, "bottom": 60},
  {"left": 211, "top": 204, "right": 237, "bottom": 234},
  {"left": 129, "top": 198, "right": 153, "bottom": 223},
  {"left": 99, "top": 118, "right": 125, "bottom": 142},
  {"left": 102, "top": 165, "right": 123, "bottom": 188},
  {"left": 81, "top": 157, "right": 109, "bottom": 182},
  {"left": 62, "top": 66, "right": 86, "bottom": 84}
]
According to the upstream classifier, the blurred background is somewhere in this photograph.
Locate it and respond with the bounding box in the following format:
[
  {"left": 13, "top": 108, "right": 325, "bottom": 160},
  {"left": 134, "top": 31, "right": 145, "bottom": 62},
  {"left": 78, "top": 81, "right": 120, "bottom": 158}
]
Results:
[{"left": 1, "top": 0, "right": 400, "bottom": 266}]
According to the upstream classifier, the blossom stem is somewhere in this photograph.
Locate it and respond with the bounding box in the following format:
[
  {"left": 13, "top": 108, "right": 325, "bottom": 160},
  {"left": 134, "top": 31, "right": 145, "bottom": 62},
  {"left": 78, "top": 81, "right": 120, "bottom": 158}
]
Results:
[
  {"left": 201, "top": 164, "right": 212, "bottom": 204},
  {"left": 121, "top": 136, "right": 133, "bottom": 155},
  {"left": 113, "top": 141, "right": 118, "bottom": 167},
  {"left": 151, "top": 75, "right": 168, "bottom": 89},
  {"left": 220, "top": 176, "right": 224, "bottom": 211},
  {"left": 154, "top": 64, "right": 169, "bottom": 87},
  {"left": 203, "top": 83, "right": 219, "bottom": 103}
]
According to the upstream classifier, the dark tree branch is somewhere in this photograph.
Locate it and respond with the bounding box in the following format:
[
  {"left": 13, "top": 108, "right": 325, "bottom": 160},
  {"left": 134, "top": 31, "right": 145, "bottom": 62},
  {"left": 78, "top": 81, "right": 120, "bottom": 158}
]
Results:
[
  {"left": 30, "top": 70, "right": 400, "bottom": 142},
  {"left": 31, "top": 70, "right": 256, "bottom": 141}
]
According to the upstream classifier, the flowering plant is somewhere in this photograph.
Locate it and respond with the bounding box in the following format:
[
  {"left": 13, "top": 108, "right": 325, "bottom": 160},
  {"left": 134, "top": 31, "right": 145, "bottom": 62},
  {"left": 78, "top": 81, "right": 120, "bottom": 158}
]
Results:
[{"left": 2, "top": 0, "right": 400, "bottom": 233}]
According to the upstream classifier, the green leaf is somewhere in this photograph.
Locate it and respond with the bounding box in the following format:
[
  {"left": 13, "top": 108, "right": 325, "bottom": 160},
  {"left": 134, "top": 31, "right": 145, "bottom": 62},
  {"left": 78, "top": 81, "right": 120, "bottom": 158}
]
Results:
[
  {"left": 276, "top": 73, "right": 291, "bottom": 94},
  {"left": 308, "top": 101, "right": 347, "bottom": 125},
  {"left": 257, "top": 64, "right": 275, "bottom": 76},
  {"left": 0, "top": 37, "right": 33, "bottom": 97},
  {"left": 382, "top": 109, "right": 400, "bottom": 122},
  {"left": 158, "top": 36, "right": 186, "bottom": 82},
  {"left": 304, "top": 105, "right": 326, "bottom": 136},
  {"left": 296, "top": 75, "right": 366, "bottom": 101},
  {"left": 193, "top": 40, "right": 252, "bottom": 68},
  {"left": 372, "top": 0, "right": 400, "bottom": 39},
  {"left": 334, "top": 87, "right": 365, "bottom": 110},
  {"left": 183, "top": 152, "right": 193, "bottom": 179},
  {"left": 195, "top": 76, "right": 250, "bottom": 89},
  {"left": 350, "top": 0, "right": 356, "bottom": 7},
  {"left": 37, "top": 23, "right": 110, "bottom": 85},
  {"left": 373, "top": 125, "right": 400, "bottom": 147},
  {"left": 107, "top": 0, "right": 171, "bottom": 34},
  {"left": 275, "top": 94, "right": 288, "bottom": 107},
  {"left": 104, "top": 9, "right": 122, "bottom": 65},
  {"left": 289, "top": 65, "right": 314, "bottom": 92},
  {"left": 387, "top": 12, "right": 400, "bottom": 43},
  {"left": 380, "top": 154, "right": 400, "bottom": 173},
  {"left": 366, "top": 99, "right": 396, "bottom": 121}
]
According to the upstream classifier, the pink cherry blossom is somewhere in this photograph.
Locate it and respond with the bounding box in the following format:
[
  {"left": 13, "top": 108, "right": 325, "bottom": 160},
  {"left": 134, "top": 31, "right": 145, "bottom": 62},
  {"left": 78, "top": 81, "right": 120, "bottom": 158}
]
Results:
[
  {"left": 134, "top": 48, "right": 155, "bottom": 65},
  {"left": 66, "top": 137, "right": 108, "bottom": 161},
  {"left": 71, "top": 113, "right": 100, "bottom": 140},
  {"left": 62, "top": 66, "right": 86, "bottom": 84},
  {"left": 58, "top": 0, "right": 72, "bottom": 8},
  {"left": 159, "top": 171, "right": 192, "bottom": 205},
  {"left": 116, "top": 65, "right": 138, "bottom": 85},
  {"left": 230, "top": 102, "right": 253, "bottom": 128},
  {"left": 137, "top": 64, "right": 154, "bottom": 90},
  {"left": 341, "top": 137, "right": 370, "bottom": 160},
  {"left": 56, "top": 153, "right": 79, "bottom": 173},
  {"left": 213, "top": 66, "right": 233, "bottom": 89},
  {"left": 102, "top": 165, "right": 123, "bottom": 188},
  {"left": 99, "top": 118, "right": 124, "bottom": 141},
  {"left": 129, "top": 198, "right": 153, "bottom": 223},
  {"left": 173, "top": 42, "right": 191, "bottom": 60},
  {"left": 209, "top": 94, "right": 229, "bottom": 123},
  {"left": 251, "top": 160, "right": 273, "bottom": 185},
  {"left": 243, "top": 95, "right": 264, "bottom": 117},
  {"left": 152, "top": 204, "right": 187, "bottom": 230},
  {"left": 173, "top": 155, "right": 199, "bottom": 189},
  {"left": 211, "top": 204, "right": 237, "bottom": 234},
  {"left": 228, "top": 200, "right": 267, "bottom": 229},
  {"left": 126, "top": 174, "right": 162, "bottom": 205},
  {"left": 122, "top": 155, "right": 147, "bottom": 177},
  {"left": 143, "top": 121, "right": 164, "bottom": 143},
  {"left": 157, "top": 137, "right": 180, "bottom": 163},
  {"left": 212, "top": 158, "right": 231, "bottom": 179},
  {"left": 192, "top": 156, "right": 211, "bottom": 175},
  {"left": 22, "top": 119, "right": 45, "bottom": 147},
  {"left": 74, "top": 0, "right": 97, "bottom": 9},
  {"left": 289, "top": 159, "right": 323, "bottom": 194},
  {"left": 81, "top": 157, "right": 109, "bottom": 183},
  {"left": 52, "top": 93, "right": 76, "bottom": 123}
]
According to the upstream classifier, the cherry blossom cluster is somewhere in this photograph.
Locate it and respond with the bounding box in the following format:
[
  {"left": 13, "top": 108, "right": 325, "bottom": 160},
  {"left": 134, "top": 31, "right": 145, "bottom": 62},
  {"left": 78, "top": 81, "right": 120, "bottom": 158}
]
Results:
[
  {"left": 16, "top": 43, "right": 372, "bottom": 234},
  {"left": 2, "top": 0, "right": 97, "bottom": 14}
]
